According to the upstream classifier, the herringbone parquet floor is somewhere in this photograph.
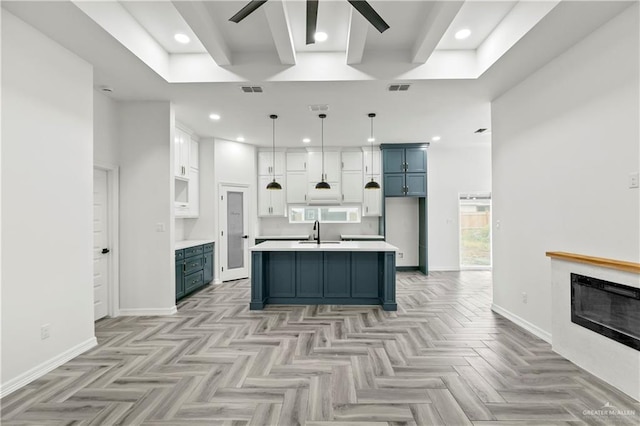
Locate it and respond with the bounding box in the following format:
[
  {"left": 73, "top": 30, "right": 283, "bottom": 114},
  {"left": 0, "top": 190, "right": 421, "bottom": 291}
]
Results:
[{"left": 2, "top": 271, "right": 639, "bottom": 425}]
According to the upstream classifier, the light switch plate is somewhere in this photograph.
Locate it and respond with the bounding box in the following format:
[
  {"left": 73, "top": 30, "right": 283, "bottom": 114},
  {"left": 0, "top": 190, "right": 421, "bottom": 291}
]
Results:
[{"left": 629, "top": 172, "right": 639, "bottom": 189}]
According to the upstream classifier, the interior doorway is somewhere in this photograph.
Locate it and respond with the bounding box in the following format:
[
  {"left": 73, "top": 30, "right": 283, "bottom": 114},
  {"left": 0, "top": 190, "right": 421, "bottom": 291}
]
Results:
[
  {"left": 219, "top": 184, "right": 250, "bottom": 281},
  {"left": 459, "top": 193, "right": 492, "bottom": 269}
]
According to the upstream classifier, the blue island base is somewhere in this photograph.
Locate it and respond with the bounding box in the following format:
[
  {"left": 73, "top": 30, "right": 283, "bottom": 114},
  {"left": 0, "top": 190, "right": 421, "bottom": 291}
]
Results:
[{"left": 250, "top": 251, "right": 397, "bottom": 311}]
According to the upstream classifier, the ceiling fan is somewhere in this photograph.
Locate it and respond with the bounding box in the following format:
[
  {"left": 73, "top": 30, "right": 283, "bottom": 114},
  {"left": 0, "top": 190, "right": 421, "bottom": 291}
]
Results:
[{"left": 229, "top": 0, "right": 390, "bottom": 45}]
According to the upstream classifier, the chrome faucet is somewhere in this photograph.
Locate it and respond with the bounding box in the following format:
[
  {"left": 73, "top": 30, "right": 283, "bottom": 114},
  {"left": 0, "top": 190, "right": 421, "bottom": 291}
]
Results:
[{"left": 313, "top": 220, "right": 321, "bottom": 244}]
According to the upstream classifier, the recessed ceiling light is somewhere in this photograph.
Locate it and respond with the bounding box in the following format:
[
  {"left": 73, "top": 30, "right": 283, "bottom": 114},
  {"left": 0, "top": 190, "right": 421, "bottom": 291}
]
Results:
[
  {"left": 454, "top": 29, "right": 471, "bottom": 40},
  {"left": 302, "top": 138, "right": 311, "bottom": 143},
  {"left": 432, "top": 136, "right": 441, "bottom": 141},
  {"left": 314, "top": 31, "right": 328, "bottom": 42},
  {"left": 209, "top": 113, "right": 221, "bottom": 120},
  {"left": 236, "top": 136, "right": 245, "bottom": 142},
  {"left": 174, "top": 33, "right": 190, "bottom": 44},
  {"left": 368, "top": 137, "right": 375, "bottom": 143}
]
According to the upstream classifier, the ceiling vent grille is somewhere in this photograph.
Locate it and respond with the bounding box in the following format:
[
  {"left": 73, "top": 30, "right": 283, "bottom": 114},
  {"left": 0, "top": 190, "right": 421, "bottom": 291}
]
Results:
[
  {"left": 240, "top": 86, "right": 263, "bottom": 93},
  {"left": 308, "top": 104, "right": 329, "bottom": 112},
  {"left": 388, "top": 84, "right": 411, "bottom": 92}
]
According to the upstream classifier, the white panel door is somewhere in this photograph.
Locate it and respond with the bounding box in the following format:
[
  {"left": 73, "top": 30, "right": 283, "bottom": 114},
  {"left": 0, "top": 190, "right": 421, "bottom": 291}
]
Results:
[
  {"left": 93, "top": 169, "right": 109, "bottom": 320},
  {"left": 220, "top": 185, "right": 250, "bottom": 281}
]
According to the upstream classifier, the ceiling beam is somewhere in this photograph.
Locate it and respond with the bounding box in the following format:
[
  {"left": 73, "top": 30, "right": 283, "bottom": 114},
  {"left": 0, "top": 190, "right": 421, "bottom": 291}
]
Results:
[
  {"left": 264, "top": 0, "right": 296, "bottom": 65},
  {"left": 411, "top": 1, "right": 464, "bottom": 64},
  {"left": 346, "top": 8, "right": 368, "bottom": 65},
  {"left": 171, "top": 0, "right": 232, "bottom": 66}
]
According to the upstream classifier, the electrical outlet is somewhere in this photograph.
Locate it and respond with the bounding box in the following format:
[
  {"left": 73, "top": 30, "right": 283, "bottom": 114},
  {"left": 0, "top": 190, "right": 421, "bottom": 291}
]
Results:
[
  {"left": 398, "top": 252, "right": 404, "bottom": 259},
  {"left": 521, "top": 292, "right": 528, "bottom": 304},
  {"left": 156, "top": 222, "right": 166, "bottom": 232},
  {"left": 41, "top": 324, "right": 50, "bottom": 340},
  {"left": 629, "top": 172, "right": 639, "bottom": 189}
]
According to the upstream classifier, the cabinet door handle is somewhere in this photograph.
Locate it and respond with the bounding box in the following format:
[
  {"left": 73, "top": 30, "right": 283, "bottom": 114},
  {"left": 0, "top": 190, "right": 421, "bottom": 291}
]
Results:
[
  {"left": 304, "top": 194, "right": 306, "bottom": 200},
  {"left": 182, "top": 262, "right": 186, "bottom": 272},
  {"left": 303, "top": 162, "right": 306, "bottom": 169},
  {"left": 342, "top": 194, "right": 344, "bottom": 201},
  {"left": 366, "top": 206, "right": 369, "bottom": 213},
  {"left": 342, "top": 161, "right": 344, "bottom": 169}
]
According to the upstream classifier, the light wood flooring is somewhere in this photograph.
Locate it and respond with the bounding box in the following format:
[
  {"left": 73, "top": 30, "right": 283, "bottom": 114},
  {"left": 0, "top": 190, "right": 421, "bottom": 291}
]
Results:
[{"left": 2, "top": 271, "right": 639, "bottom": 425}]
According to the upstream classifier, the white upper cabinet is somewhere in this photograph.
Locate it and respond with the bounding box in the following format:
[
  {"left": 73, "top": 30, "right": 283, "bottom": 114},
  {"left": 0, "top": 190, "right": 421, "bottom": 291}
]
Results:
[
  {"left": 189, "top": 139, "right": 199, "bottom": 170},
  {"left": 258, "top": 175, "right": 285, "bottom": 216},
  {"left": 286, "top": 152, "right": 308, "bottom": 172},
  {"left": 307, "top": 151, "right": 340, "bottom": 182},
  {"left": 258, "top": 151, "right": 285, "bottom": 176},
  {"left": 363, "top": 175, "right": 382, "bottom": 216},
  {"left": 342, "top": 170, "right": 363, "bottom": 203},
  {"left": 174, "top": 128, "right": 191, "bottom": 179},
  {"left": 362, "top": 147, "right": 381, "bottom": 176},
  {"left": 286, "top": 171, "right": 307, "bottom": 204},
  {"left": 341, "top": 151, "right": 363, "bottom": 171}
]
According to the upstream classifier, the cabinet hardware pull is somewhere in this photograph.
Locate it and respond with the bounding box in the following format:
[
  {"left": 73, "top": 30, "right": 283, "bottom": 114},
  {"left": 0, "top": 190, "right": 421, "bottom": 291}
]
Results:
[
  {"left": 304, "top": 162, "right": 306, "bottom": 169},
  {"left": 366, "top": 206, "right": 369, "bottom": 213},
  {"left": 342, "top": 194, "right": 344, "bottom": 201},
  {"left": 342, "top": 161, "right": 344, "bottom": 169}
]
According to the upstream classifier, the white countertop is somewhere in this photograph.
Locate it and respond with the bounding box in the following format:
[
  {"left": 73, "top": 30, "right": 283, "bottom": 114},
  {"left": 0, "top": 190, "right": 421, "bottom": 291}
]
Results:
[
  {"left": 256, "top": 235, "right": 310, "bottom": 240},
  {"left": 250, "top": 240, "right": 398, "bottom": 252},
  {"left": 175, "top": 239, "right": 215, "bottom": 250},
  {"left": 341, "top": 234, "right": 385, "bottom": 240}
]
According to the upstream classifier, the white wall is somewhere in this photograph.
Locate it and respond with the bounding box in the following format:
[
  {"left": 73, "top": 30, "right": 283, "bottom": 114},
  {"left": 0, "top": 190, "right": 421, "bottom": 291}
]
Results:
[
  {"left": 93, "top": 90, "right": 119, "bottom": 166},
  {"left": 214, "top": 139, "right": 257, "bottom": 282},
  {"left": 118, "top": 102, "right": 175, "bottom": 314},
  {"left": 259, "top": 217, "right": 380, "bottom": 241},
  {"left": 1, "top": 11, "right": 96, "bottom": 395},
  {"left": 491, "top": 5, "right": 639, "bottom": 336},
  {"left": 386, "top": 198, "right": 419, "bottom": 267},
  {"left": 428, "top": 143, "right": 492, "bottom": 270}
]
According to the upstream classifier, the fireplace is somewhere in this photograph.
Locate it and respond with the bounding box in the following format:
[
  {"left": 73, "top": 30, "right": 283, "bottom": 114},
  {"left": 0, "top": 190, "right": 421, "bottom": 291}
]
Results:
[{"left": 571, "top": 273, "right": 640, "bottom": 351}]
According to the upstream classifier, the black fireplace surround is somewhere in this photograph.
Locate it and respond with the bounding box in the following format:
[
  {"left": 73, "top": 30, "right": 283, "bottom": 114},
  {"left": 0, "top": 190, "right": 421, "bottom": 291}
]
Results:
[{"left": 571, "top": 273, "right": 640, "bottom": 351}]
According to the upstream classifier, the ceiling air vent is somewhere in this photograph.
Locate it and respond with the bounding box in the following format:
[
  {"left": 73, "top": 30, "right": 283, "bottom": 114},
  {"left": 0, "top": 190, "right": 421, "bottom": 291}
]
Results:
[
  {"left": 240, "top": 86, "right": 263, "bottom": 93},
  {"left": 388, "top": 84, "right": 411, "bottom": 92},
  {"left": 474, "top": 128, "right": 488, "bottom": 134},
  {"left": 308, "top": 104, "right": 329, "bottom": 112}
]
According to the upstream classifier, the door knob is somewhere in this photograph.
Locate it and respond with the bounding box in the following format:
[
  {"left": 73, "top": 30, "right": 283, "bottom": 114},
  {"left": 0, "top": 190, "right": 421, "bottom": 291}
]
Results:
[
  {"left": 241, "top": 235, "right": 249, "bottom": 239},
  {"left": 101, "top": 248, "right": 110, "bottom": 254}
]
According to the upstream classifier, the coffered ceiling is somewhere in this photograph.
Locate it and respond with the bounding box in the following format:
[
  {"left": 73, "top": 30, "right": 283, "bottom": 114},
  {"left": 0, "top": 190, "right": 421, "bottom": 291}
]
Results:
[{"left": 2, "top": 1, "right": 633, "bottom": 147}]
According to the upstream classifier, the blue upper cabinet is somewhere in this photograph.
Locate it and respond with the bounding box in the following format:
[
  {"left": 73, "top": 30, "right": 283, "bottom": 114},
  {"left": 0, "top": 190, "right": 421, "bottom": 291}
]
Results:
[
  {"left": 405, "top": 147, "right": 427, "bottom": 173},
  {"left": 381, "top": 144, "right": 428, "bottom": 197},
  {"left": 383, "top": 149, "right": 405, "bottom": 173}
]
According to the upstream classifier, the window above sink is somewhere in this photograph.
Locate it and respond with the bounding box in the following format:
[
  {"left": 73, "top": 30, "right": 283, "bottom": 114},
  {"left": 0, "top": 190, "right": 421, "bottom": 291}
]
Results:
[{"left": 289, "top": 206, "right": 361, "bottom": 224}]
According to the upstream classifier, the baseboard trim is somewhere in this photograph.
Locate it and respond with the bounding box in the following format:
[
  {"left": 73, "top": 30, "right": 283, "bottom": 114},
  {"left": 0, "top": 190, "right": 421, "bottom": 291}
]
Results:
[
  {"left": 491, "top": 303, "right": 552, "bottom": 343},
  {"left": 0, "top": 336, "right": 97, "bottom": 398},
  {"left": 429, "top": 266, "right": 460, "bottom": 272},
  {"left": 119, "top": 306, "right": 177, "bottom": 316},
  {"left": 214, "top": 279, "right": 222, "bottom": 285}
]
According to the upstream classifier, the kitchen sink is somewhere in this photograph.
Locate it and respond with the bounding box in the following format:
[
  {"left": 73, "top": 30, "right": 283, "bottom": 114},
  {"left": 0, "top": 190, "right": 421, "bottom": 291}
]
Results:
[{"left": 297, "top": 241, "right": 341, "bottom": 244}]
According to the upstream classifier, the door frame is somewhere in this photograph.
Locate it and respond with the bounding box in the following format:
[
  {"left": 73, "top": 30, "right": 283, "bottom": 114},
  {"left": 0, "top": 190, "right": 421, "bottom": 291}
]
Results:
[
  {"left": 458, "top": 193, "right": 492, "bottom": 271},
  {"left": 94, "top": 163, "right": 120, "bottom": 317},
  {"left": 218, "top": 183, "right": 251, "bottom": 282}
]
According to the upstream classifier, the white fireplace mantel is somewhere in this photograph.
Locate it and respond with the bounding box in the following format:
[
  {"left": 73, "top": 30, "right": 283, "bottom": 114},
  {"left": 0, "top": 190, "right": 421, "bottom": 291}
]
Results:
[{"left": 547, "top": 251, "right": 640, "bottom": 402}]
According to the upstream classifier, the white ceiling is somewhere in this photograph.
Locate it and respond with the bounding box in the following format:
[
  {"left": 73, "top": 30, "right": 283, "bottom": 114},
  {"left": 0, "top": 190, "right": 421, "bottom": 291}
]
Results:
[{"left": 2, "top": 0, "right": 634, "bottom": 148}]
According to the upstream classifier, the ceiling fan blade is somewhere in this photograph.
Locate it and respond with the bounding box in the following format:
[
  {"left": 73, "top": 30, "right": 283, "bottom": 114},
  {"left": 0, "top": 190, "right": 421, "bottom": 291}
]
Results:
[
  {"left": 347, "top": 0, "right": 390, "bottom": 33},
  {"left": 306, "top": 0, "right": 319, "bottom": 45},
  {"left": 229, "top": 0, "right": 269, "bottom": 23}
]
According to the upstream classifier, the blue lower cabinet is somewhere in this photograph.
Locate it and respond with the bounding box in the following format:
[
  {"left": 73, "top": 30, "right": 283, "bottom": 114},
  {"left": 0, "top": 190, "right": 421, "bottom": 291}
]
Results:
[
  {"left": 296, "top": 252, "right": 323, "bottom": 297},
  {"left": 176, "top": 243, "right": 214, "bottom": 301},
  {"left": 175, "top": 250, "right": 185, "bottom": 300},
  {"left": 268, "top": 252, "right": 296, "bottom": 297},
  {"left": 351, "top": 252, "right": 380, "bottom": 298},
  {"left": 203, "top": 250, "right": 214, "bottom": 283},
  {"left": 324, "top": 252, "right": 351, "bottom": 298}
]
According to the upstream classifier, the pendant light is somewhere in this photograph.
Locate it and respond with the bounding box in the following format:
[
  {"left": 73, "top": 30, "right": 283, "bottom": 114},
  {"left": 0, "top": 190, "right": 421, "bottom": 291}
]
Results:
[
  {"left": 315, "top": 113, "right": 331, "bottom": 189},
  {"left": 365, "top": 113, "right": 381, "bottom": 189},
  {"left": 266, "top": 114, "right": 282, "bottom": 190}
]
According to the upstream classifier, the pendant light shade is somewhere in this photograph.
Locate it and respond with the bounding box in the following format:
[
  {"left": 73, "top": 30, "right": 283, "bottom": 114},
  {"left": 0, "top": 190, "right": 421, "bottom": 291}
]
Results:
[
  {"left": 266, "top": 114, "right": 282, "bottom": 190},
  {"left": 315, "top": 113, "right": 331, "bottom": 190},
  {"left": 365, "top": 113, "right": 381, "bottom": 190}
]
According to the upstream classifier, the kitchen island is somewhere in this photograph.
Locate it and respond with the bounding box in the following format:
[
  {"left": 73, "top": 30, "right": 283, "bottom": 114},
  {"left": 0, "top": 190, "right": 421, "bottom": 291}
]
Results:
[{"left": 250, "top": 240, "right": 398, "bottom": 311}]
